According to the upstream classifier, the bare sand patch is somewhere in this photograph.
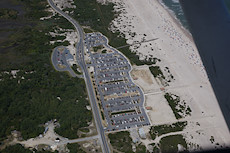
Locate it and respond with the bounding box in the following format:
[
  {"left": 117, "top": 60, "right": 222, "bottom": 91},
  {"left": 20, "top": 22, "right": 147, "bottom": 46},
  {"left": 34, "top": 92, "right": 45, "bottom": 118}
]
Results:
[
  {"left": 131, "top": 67, "right": 153, "bottom": 85},
  {"left": 145, "top": 93, "right": 176, "bottom": 125},
  {"left": 131, "top": 65, "right": 161, "bottom": 93}
]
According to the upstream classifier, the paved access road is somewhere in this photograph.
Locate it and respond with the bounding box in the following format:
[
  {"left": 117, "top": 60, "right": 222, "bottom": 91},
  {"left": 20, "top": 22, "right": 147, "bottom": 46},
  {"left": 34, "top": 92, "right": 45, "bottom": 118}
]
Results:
[
  {"left": 51, "top": 46, "right": 83, "bottom": 78},
  {"left": 47, "top": 0, "right": 110, "bottom": 153}
]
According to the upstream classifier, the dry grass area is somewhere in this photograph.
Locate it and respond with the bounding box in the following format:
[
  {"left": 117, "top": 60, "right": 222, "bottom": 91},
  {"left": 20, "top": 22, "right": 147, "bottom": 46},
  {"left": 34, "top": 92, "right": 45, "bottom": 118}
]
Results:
[
  {"left": 58, "top": 64, "right": 66, "bottom": 69},
  {"left": 104, "top": 91, "right": 139, "bottom": 101},
  {"left": 57, "top": 47, "right": 64, "bottom": 52},
  {"left": 131, "top": 68, "right": 153, "bottom": 85},
  {"left": 78, "top": 139, "right": 102, "bottom": 153},
  {"left": 130, "top": 66, "right": 159, "bottom": 93}
]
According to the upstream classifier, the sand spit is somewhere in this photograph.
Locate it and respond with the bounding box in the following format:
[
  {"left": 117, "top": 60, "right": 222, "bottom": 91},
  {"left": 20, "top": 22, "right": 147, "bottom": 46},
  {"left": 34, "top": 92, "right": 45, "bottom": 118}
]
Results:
[{"left": 104, "top": 0, "right": 230, "bottom": 151}]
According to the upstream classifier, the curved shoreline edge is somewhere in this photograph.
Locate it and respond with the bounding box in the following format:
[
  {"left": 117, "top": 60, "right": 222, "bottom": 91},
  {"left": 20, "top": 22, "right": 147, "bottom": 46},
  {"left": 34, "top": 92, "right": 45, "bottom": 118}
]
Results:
[{"left": 157, "top": 0, "right": 194, "bottom": 42}]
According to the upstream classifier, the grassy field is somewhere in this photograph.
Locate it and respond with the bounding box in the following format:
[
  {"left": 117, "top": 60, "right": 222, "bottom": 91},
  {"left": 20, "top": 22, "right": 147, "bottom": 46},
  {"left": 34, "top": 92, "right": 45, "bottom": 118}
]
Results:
[
  {"left": 108, "top": 131, "right": 133, "bottom": 153},
  {"left": 149, "top": 121, "right": 187, "bottom": 140},
  {"left": 160, "top": 135, "right": 188, "bottom": 153},
  {"left": 0, "top": 8, "right": 18, "bottom": 19},
  {"left": 93, "top": 45, "right": 104, "bottom": 52},
  {"left": 108, "top": 131, "right": 147, "bottom": 153},
  {"left": 164, "top": 93, "right": 191, "bottom": 119},
  {"left": 79, "top": 128, "right": 90, "bottom": 133},
  {"left": 136, "top": 144, "right": 147, "bottom": 153},
  {"left": 149, "top": 66, "right": 165, "bottom": 79},
  {"left": 67, "top": 143, "right": 86, "bottom": 153},
  {"left": 0, "top": 144, "right": 57, "bottom": 153},
  {"left": 72, "top": 64, "right": 82, "bottom": 75}
]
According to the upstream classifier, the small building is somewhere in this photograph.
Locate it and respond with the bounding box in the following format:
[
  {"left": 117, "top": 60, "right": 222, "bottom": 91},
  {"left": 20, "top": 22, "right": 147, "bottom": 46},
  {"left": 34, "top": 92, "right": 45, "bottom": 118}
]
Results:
[
  {"left": 129, "top": 129, "right": 140, "bottom": 143},
  {"left": 66, "top": 52, "right": 74, "bottom": 62},
  {"left": 145, "top": 106, "right": 152, "bottom": 110},
  {"left": 138, "top": 128, "right": 146, "bottom": 139},
  {"left": 44, "top": 127, "right": 49, "bottom": 134},
  {"left": 55, "top": 137, "right": 60, "bottom": 143},
  {"left": 86, "top": 105, "right": 92, "bottom": 110}
]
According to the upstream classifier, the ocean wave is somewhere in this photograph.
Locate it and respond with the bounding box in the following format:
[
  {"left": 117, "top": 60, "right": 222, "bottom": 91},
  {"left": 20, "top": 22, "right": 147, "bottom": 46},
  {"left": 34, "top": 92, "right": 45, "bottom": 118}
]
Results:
[
  {"left": 172, "top": 0, "right": 179, "bottom": 3},
  {"left": 158, "top": 0, "right": 189, "bottom": 30}
]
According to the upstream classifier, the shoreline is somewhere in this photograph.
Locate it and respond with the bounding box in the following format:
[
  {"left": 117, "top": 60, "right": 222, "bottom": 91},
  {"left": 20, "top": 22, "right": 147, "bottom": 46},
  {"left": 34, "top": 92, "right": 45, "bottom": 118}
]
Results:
[{"left": 157, "top": 0, "right": 194, "bottom": 43}]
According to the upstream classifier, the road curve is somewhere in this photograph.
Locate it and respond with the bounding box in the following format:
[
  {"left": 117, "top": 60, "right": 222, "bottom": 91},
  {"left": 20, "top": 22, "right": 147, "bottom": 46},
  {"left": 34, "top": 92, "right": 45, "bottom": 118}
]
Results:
[
  {"left": 47, "top": 0, "right": 110, "bottom": 152},
  {"left": 51, "top": 46, "right": 83, "bottom": 78}
]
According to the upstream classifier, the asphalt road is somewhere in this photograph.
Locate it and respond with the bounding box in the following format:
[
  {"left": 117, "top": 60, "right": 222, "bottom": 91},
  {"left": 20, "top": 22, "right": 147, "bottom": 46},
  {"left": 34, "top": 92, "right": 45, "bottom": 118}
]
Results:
[
  {"left": 51, "top": 46, "right": 83, "bottom": 78},
  {"left": 47, "top": 0, "right": 110, "bottom": 152}
]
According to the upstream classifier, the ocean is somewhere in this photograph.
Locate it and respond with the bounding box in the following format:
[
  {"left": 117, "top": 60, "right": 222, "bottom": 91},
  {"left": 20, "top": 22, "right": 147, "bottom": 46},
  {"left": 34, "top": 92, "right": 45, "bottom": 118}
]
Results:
[
  {"left": 159, "top": 0, "right": 189, "bottom": 30},
  {"left": 173, "top": 0, "right": 230, "bottom": 131},
  {"left": 160, "top": 0, "right": 230, "bottom": 31}
]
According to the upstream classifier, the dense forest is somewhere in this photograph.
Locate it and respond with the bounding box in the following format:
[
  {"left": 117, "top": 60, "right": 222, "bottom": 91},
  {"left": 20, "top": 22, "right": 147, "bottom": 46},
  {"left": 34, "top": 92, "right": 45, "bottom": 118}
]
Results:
[
  {"left": 1, "top": 144, "right": 57, "bottom": 153},
  {"left": 0, "top": 0, "right": 92, "bottom": 143},
  {"left": 108, "top": 131, "right": 147, "bottom": 153}
]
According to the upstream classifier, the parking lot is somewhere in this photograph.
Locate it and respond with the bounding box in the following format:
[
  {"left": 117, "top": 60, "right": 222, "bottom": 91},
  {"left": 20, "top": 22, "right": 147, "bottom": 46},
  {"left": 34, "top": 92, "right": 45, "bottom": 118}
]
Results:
[
  {"left": 51, "top": 46, "right": 78, "bottom": 77},
  {"left": 85, "top": 33, "right": 150, "bottom": 131}
]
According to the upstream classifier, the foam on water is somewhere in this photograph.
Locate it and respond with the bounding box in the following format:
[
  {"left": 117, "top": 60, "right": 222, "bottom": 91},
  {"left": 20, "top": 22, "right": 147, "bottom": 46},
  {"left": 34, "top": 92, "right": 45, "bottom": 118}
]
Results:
[
  {"left": 159, "top": 0, "right": 189, "bottom": 30},
  {"left": 171, "top": 0, "right": 179, "bottom": 3}
]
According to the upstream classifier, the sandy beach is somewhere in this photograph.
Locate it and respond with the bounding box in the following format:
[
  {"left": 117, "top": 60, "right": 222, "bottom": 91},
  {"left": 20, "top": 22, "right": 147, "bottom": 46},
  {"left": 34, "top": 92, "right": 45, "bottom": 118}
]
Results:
[{"left": 104, "top": 0, "right": 230, "bottom": 151}]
